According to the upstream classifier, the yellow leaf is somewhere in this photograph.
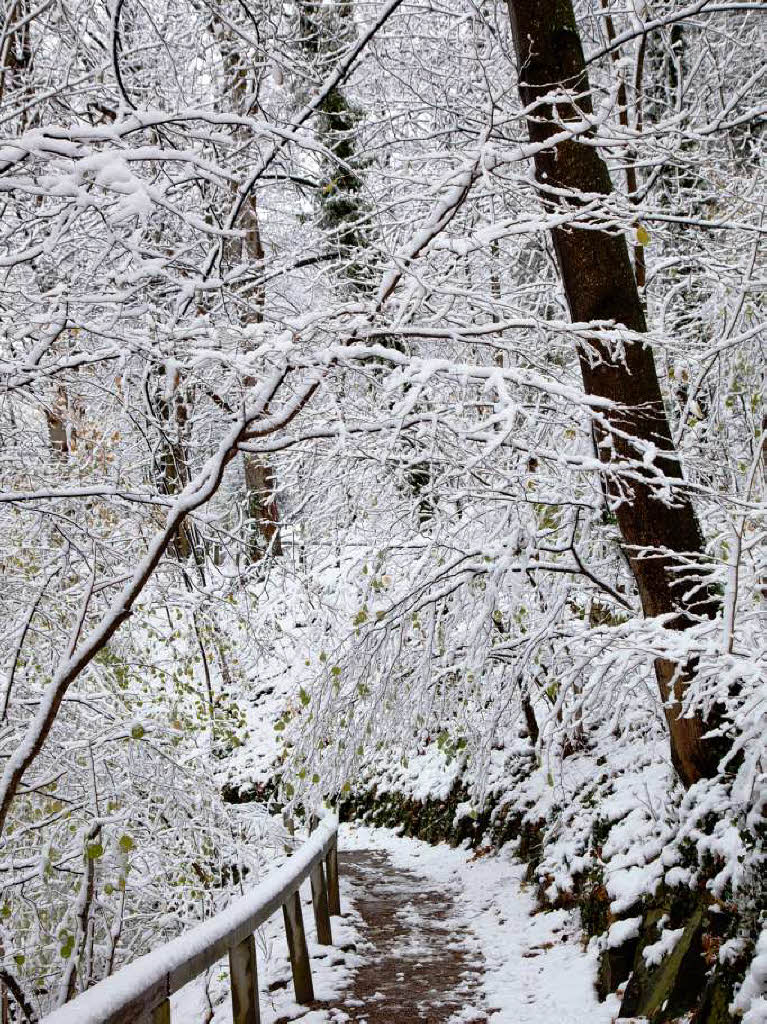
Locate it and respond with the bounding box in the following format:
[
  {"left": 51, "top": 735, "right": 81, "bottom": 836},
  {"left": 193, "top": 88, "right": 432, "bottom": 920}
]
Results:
[{"left": 636, "top": 225, "right": 650, "bottom": 246}]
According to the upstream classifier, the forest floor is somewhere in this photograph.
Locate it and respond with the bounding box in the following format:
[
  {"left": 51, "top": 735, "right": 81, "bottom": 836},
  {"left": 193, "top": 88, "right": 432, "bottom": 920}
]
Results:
[{"left": 174, "top": 822, "right": 621, "bottom": 1023}]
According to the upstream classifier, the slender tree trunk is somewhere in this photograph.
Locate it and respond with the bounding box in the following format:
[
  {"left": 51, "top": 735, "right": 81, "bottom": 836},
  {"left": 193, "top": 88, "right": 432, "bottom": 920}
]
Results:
[
  {"left": 235, "top": 191, "right": 283, "bottom": 559},
  {"left": 244, "top": 455, "right": 283, "bottom": 558},
  {"left": 155, "top": 368, "right": 196, "bottom": 562},
  {"left": 504, "top": 0, "right": 727, "bottom": 787},
  {"left": 45, "top": 386, "right": 73, "bottom": 456},
  {"left": 217, "top": 21, "right": 283, "bottom": 560}
]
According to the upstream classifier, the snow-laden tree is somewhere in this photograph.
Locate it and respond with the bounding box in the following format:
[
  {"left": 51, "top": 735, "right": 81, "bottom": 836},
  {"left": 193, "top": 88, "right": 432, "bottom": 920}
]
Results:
[{"left": 0, "top": 0, "right": 764, "bottom": 1015}]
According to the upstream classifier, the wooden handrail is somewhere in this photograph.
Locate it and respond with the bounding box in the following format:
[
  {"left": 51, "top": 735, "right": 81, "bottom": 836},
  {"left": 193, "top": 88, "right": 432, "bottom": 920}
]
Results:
[{"left": 41, "top": 816, "right": 340, "bottom": 1024}]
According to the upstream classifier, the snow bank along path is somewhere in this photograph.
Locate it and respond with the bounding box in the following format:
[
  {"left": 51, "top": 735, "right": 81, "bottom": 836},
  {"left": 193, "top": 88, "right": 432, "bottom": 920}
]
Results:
[{"left": 341, "top": 824, "right": 621, "bottom": 1024}]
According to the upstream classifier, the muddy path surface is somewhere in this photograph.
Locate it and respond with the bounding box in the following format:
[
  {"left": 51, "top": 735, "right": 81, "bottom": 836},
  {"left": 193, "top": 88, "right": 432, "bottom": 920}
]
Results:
[
  {"left": 333, "top": 847, "right": 488, "bottom": 1023},
  {"left": 274, "top": 846, "right": 489, "bottom": 1023}
]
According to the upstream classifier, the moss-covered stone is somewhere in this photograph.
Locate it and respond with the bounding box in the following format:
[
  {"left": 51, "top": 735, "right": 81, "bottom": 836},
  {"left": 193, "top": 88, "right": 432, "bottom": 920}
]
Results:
[
  {"left": 597, "top": 930, "right": 640, "bottom": 1002},
  {"left": 580, "top": 871, "right": 611, "bottom": 939},
  {"left": 697, "top": 974, "right": 736, "bottom": 1024},
  {"left": 620, "top": 901, "right": 706, "bottom": 1021},
  {"left": 339, "top": 779, "right": 503, "bottom": 850}
]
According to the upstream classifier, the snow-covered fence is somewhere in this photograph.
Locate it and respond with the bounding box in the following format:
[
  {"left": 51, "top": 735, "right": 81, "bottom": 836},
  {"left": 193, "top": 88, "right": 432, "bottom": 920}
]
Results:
[{"left": 41, "top": 816, "right": 341, "bottom": 1024}]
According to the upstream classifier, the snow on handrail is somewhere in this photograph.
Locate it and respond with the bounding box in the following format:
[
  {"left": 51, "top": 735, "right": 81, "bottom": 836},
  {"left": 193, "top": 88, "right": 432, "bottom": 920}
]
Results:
[{"left": 41, "top": 814, "right": 340, "bottom": 1024}]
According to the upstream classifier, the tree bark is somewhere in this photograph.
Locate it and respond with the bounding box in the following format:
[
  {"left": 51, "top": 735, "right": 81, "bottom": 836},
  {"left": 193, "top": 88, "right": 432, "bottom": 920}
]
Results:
[
  {"left": 216, "top": 16, "right": 282, "bottom": 559},
  {"left": 244, "top": 456, "right": 283, "bottom": 559},
  {"left": 504, "top": 0, "right": 727, "bottom": 787}
]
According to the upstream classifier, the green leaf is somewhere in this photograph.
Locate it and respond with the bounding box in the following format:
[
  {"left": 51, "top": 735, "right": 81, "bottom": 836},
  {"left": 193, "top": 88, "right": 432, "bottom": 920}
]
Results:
[
  {"left": 86, "top": 842, "right": 104, "bottom": 860},
  {"left": 130, "top": 724, "right": 145, "bottom": 740},
  {"left": 118, "top": 834, "right": 134, "bottom": 853},
  {"left": 299, "top": 687, "right": 310, "bottom": 707}
]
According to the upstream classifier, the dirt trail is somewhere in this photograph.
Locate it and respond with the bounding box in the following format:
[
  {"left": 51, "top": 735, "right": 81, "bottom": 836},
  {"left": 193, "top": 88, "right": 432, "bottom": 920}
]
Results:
[{"left": 333, "top": 847, "right": 488, "bottom": 1023}]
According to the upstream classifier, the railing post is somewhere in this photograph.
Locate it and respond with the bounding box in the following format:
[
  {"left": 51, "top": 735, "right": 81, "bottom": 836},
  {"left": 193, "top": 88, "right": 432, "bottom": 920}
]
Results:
[
  {"left": 310, "top": 861, "right": 333, "bottom": 945},
  {"left": 229, "top": 933, "right": 261, "bottom": 1024},
  {"left": 282, "top": 888, "right": 314, "bottom": 1004},
  {"left": 282, "top": 813, "right": 295, "bottom": 855},
  {"left": 152, "top": 999, "right": 171, "bottom": 1024},
  {"left": 325, "top": 839, "right": 341, "bottom": 917},
  {"left": 36, "top": 818, "right": 340, "bottom": 1024}
]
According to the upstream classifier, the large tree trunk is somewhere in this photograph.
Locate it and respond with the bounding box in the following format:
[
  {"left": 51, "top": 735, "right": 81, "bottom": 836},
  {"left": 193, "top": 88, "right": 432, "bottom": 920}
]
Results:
[{"left": 504, "top": 0, "right": 727, "bottom": 787}]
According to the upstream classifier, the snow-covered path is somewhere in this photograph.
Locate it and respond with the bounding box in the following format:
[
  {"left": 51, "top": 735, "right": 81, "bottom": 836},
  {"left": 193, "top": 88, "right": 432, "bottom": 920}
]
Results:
[
  {"left": 339, "top": 824, "right": 620, "bottom": 1023},
  {"left": 175, "top": 822, "right": 620, "bottom": 1023},
  {"left": 338, "top": 845, "right": 487, "bottom": 1022}
]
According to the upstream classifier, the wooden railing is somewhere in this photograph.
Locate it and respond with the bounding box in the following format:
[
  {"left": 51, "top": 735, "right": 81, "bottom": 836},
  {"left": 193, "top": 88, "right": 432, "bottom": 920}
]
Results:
[{"left": 41, "top": 816, "right": 341, "bottom": 1024}]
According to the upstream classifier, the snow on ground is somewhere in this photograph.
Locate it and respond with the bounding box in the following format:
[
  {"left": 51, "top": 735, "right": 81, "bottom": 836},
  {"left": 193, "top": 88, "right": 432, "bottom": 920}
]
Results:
[
  {"left": 171, "top": 858, "right": 367, "bottom": 1024},
  {"left": 341, "top": 822, "right": 620, "bottom": 1024},
  {"left": 734, "top": 925, "right": 767, "bottom": 1024},
  {"left": 170, "top": 819, "right": 623, "bottom": 1023}
]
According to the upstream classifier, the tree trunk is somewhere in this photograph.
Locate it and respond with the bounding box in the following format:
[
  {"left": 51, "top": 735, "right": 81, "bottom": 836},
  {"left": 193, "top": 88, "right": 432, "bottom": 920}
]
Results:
[
  {"left": 216, "top": 18, "right": 282, "bottom": 560},
  {"left": 504, "top": 0, "right": 727, "bottom": 787},
  {"left": 244, "top": 456, "right": 283, "bottom": 559},
  {"left": 155, "top": 369, "right": 197, "bottom": 562}
]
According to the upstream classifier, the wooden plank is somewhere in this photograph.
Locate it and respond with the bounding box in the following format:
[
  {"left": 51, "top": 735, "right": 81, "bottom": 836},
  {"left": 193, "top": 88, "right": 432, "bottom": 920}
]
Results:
[
  {"left": 151, "top": 999, "right": 171, "bottom": 1024},
  {"left": 167, "top": 824, "right": 335, "bottom": 994},
  {"left": 310, "top": 862, "right": 333, "bottom": 946},
  {"left": 325, "top": 841, "right": 341, "bottom": 917},
  {"left": 113, "top": 977, "right": 170, "bottom": 1024},
  {"left": 282, "top": 888, "right": 314, "bottom": 1005},
  {"left": 229, "top": 933, "right": 261, "bottom": 1024}
]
